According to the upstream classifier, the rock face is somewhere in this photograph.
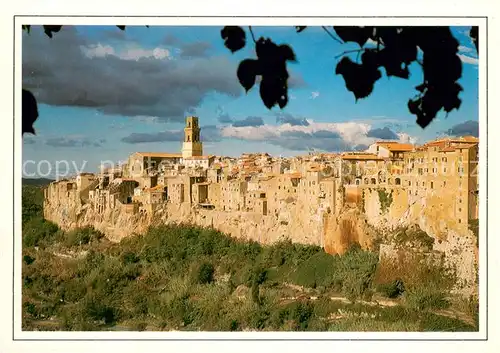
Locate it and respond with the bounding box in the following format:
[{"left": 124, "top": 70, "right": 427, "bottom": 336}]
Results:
[
  {"left": 44, "top": 198, "right": 373, "bottom": 252},
  {"left": 363, "top": 187, "right": 478, "bottom": 294},
  {"left": 43, "top": 184, "right": 478, "bottom": 294}
]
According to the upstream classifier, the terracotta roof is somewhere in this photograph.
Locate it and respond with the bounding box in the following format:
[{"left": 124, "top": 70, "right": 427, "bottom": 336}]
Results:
[
  {"left": 136, "top": 152, "right": 182, "bottom": 158},
  {"left": 459, "top": 136, "right": 479, "bottom": 142},
  {"left": 425, "top": 136, "right": 478, "bottom": 147},
  {"left": 376, "top": 142, "right": 414, "bottom": 151},
  {"left": 284, "top": 172, "right": 302, "bottom": 179}
]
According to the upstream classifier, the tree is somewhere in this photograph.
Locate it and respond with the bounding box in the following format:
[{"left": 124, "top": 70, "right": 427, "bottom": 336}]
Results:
[{"left": 21, "top": 25, "right": 479, "bottom": 136}]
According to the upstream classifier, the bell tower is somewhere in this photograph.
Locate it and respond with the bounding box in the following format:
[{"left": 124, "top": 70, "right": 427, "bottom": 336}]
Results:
[{"left": 182, "top": 116, "right": 203, "bottom": 158}]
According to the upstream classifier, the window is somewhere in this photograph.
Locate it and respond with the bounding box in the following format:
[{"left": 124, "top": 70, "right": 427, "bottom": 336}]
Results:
[
  {"left": 443, "top": 181, "right": 447, "bottom": 187},
  {"left": 430, "top": 182, "right": 434, "bottom": 189},
  {"left": 458, "top": 219, "right": 462, "bottom": 223}
]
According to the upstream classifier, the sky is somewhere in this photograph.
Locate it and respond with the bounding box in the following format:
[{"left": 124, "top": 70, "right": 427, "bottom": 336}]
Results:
[{"left": 21, "top": 25, "right": 479, "bottom": 178}]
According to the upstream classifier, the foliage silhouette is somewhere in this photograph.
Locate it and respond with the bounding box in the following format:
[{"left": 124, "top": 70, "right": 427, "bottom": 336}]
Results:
[
  {"left": 21, "top": 25, "right": 478, "bottom": 137},
  {"left": 22, "top": 89, "right": 38, "bottom": 135}
]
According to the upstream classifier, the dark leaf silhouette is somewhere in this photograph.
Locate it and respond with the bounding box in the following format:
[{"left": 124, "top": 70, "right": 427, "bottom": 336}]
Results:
[
  {"left": 234, "top": 37, "right": 295, "bottom": 110},
  {"left": 296, "top": 26, "right": 307, "bottom": 33},
  {"left": 22, "top": 89, "right": 38, "bottom": 135},
  {"left": 22, "top": 25, "right": 31, "bottom": 34},
  {"left": 470, "top": 26, "right": 478, "bottom": 53},
  {"left": 279, "top": 44, "right": 297, "bottom": 62},
  {"left": 237, "top": 59, "right": 261, "bottom": 92},
  {"left": 333, "top": 26, "right": 374, "bottom": 47},
  {"left": 260, "top": 76, "right": 288, "bottom": 109},
  {"left": 336, "top": 56, "right": 381, "bottom": 100},
  {"left": 117, "top": 25, "right": 126, "bottom": 31},
  {"left": 43, "top": 25, "right": 62, "bottom": 38},
  {"left": 220, "top": 26, "right": 246, "bottom": 53}
]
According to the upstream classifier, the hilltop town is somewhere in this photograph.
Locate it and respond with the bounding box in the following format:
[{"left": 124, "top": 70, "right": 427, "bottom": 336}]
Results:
[{"left": 43, "top": 116, "right": 479, "bottom": 289}]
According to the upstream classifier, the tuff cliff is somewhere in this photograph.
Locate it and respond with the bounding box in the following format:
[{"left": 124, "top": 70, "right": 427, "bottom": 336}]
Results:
[
  {"left": 43, "top": 184, "right": 478, "bottom": 294},
  {"left": 43, "top": 195, "right": 373, "bottom": 253}
]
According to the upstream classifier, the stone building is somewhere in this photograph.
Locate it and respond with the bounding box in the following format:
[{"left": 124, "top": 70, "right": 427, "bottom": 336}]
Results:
[
  {"left": 182, "top": 116, "right": 203, "bottom": 159},
  {"left": 124, "top": 152, "right": 182, "bottom": 179}
]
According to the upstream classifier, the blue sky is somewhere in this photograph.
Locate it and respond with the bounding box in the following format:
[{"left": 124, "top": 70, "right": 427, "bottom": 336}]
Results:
[{"left": 22, "top": 25, "right": 479, "bottom": 177}]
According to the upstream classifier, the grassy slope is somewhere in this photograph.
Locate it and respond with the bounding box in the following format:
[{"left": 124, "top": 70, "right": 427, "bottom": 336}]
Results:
[{"left": 21, "top": 185, "right": 478, "bottom": 332}]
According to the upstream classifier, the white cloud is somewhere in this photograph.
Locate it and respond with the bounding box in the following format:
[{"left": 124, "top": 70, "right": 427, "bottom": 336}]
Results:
[
  {"left": 220, "top": 120, "right": 416, "bottom": 151},
  {"left": 458, "top": 54, "right": 479, "bottom": 65},
  {"left": 310, "top": 91, "right": 320, "bottom": 100},
  {"left": 81, "top": 43, "right": 115, "bottom": 58},
  {"left": 81, "top": 43, "right": 171, "bottom": 61},
  {"left": 397, "top": 132, "right": 418, "bottom": 144},
  {"left": 458, "top": 45, "right": 473, "bottom": 53}
]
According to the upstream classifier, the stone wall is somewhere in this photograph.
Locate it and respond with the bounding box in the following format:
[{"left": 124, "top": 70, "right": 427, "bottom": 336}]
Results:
[
  {"left": 44, "top": 190, "right": 375, "bottom": 255},
  {"left": 364, "top": 186, "right": 478, "bottom": 294}
]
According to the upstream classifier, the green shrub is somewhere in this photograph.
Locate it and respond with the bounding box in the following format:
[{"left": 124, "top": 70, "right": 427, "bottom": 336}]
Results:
[
  {"left": 229, "top": 319, "right": 239, "bottom": 331},
  {"left": 378, "top": 189, "right": 393, "bottom": 214},
  {"left": 122, "top": 251, "right": 140, "bottom": 264},
  {"left": 22, "top": 185, "right": 44, "bottom": 223},
  {"left": 82, "top": 294, "right": 120, "bottom": 325},
  {"left": 23, "top": 255, "right": 35, "bottom": 265},
  {"left": 23, "top": 217, "right": 60, "bottom": 247},
  {"left": 419, "top": 312, "right": 476, "bottom": 332},
  {"left": 65, "top": 227, "right": 103, "bottom": 247},
  {"left": 378, "top": 279, "right": 405, "bottom": 298},
  {"left": 197, "top": 262, "right": 215, "bottom": 284},
  {"left": 405, "top": 287, "right": 450, "bottom": 311},
  {"left": 168, "top": 294, "right": 198, "bottom": 327}
]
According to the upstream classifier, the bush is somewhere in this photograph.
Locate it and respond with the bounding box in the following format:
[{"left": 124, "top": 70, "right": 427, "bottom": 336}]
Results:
[
  {"left": 65, "top": 227, "right": 103, "bottom": 247},
  {"left": 122, "top": 252, "right": 140, "bottom": 264},
  {"left": 23, "top": 255, "right": 35, "bottom": 265},
  {"left": 405, "top": 287, "right": 450, "bottom": 311},
  {"left": 378, "top": 279, "right": 405, "bottom": 298},
  {"left": 22, "top": 185, "right": 44, "bottom": 224},
  {"left": 197, "top": 262, "right": 215, "bottom": 284},
  {"left": 374, "top": 252, "right": 454, "bottom": 293},
  {"left": 23, "top": 217, "right": 60, "bottom": 247}
]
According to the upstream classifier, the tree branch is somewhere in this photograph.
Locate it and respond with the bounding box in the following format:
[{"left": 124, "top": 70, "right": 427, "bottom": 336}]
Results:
[
  {"left": 335, "top": 48, "right": 364, "bottom": 60},
  {"left": 248, "top": 26, "right": 257, "bottom": 43},
  {"left": 321, "top": 26, "right": 343, "bottom": 45}
]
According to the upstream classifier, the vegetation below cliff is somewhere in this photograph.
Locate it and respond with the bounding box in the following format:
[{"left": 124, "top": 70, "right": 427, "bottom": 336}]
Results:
[{"left": 22, "top": 185, "right": 478, "bottom": 332}]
